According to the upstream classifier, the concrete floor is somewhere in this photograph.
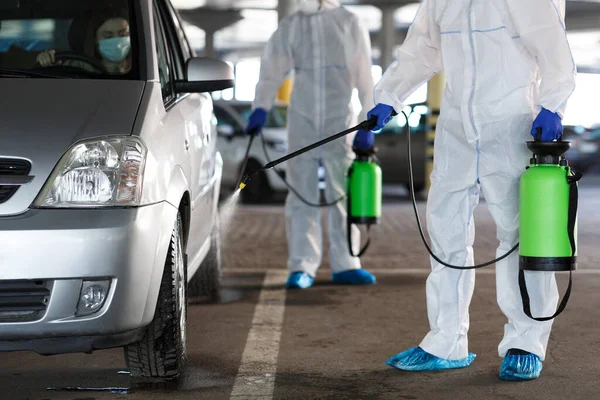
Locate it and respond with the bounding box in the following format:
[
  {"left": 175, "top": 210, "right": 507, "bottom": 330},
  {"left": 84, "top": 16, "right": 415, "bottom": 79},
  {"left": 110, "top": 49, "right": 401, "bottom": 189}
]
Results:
[{"left": 2, "top": 178, "right": 600, "bottom": 400}]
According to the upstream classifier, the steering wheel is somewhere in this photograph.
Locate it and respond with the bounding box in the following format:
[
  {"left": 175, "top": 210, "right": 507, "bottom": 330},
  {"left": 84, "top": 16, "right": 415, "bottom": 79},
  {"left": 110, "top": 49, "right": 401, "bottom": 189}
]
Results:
[{"left": 35, "top": 51, "right": 107, "bottom": 74}]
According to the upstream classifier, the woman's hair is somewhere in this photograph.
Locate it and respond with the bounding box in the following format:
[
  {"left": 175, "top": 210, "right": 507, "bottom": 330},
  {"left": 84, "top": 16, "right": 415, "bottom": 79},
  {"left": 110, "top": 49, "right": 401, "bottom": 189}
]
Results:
[
  {"left": 69, "top": 5, "right": 129, "bottom": 61},
  {"left": 90, "top": 7, "right": 129, "bottom": 41}
]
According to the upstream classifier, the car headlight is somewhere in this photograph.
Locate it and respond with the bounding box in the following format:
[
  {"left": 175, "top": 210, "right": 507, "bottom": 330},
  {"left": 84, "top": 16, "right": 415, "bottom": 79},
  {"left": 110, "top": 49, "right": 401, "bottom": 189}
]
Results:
[
  {"left": 579, "top": 142, "right": 598, "bottom": 154},
  {"left": 33, "top": 137, "right": 147, "bottom": 208}
]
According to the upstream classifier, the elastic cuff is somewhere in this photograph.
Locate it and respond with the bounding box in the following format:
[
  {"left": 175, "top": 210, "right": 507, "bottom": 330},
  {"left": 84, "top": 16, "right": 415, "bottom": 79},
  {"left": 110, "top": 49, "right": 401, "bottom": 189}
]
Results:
[{"left": 375, "top": 90, "right": 405, "bottom": 114}]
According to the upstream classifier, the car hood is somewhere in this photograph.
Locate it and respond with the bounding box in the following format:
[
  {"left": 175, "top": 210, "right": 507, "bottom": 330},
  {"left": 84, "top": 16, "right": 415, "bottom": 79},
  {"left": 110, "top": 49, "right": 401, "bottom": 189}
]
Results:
[
  {"left": 262, "top": 127, "right": 287, "bottom": 142},
  {"left": 0, "top": 78, "right": 145, "bottom": 216}
]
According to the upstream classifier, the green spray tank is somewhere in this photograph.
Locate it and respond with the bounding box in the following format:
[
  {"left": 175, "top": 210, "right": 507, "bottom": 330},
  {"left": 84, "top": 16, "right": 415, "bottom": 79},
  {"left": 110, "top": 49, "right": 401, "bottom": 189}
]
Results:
[
  {"left": 346, "top": 145, "right": 382, "bottom": 257},
  {"left": 518, "top": 132, "right": 582, "bottom": 321}
]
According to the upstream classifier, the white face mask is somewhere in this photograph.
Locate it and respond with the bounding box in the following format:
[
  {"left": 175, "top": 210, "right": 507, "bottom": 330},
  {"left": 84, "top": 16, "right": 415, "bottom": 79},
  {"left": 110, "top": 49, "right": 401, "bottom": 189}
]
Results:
[{"left": 299, "top": 0, "right": 321, "bottom": 14}]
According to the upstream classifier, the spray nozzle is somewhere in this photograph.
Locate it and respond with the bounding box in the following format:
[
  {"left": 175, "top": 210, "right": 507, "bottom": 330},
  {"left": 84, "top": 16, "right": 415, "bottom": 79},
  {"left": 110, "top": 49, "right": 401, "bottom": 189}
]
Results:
[{"left": 239, "top": 174, "right": 251, "bottom": 190}]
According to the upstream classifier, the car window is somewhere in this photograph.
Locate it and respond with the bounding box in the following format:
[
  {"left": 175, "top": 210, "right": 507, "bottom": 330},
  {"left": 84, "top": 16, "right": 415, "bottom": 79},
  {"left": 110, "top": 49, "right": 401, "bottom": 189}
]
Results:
[
  {"left": 155, "top": 0, "right": 184, "bottom": 80},
  {"left": 214, "top": 106, "right": 242, "bottom": 135},
  {"left": 163, "top": 0, "right": 193, "bottom": 59},
  {"left": 0, "top": 0, "right": 138, "bottom": 79},
  {"left": 152, "top": 4, "right": 173, "bottom": 101}
]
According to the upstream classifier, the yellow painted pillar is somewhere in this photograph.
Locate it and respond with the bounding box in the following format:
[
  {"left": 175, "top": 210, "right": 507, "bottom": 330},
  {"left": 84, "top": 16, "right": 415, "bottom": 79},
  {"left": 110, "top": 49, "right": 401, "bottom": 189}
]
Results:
[
  {"left": 425, "top": 73, "right": 446, "bottom": 196},
  {"left": 276, "top": 77, "right": 294, "bottom": 105}
]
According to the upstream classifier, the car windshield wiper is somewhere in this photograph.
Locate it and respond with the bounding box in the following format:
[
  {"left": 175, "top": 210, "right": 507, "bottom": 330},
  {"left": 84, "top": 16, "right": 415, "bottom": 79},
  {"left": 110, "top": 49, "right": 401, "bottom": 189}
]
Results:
[{"left": 0, "top": 68, "right": 68, "bottom": 79}]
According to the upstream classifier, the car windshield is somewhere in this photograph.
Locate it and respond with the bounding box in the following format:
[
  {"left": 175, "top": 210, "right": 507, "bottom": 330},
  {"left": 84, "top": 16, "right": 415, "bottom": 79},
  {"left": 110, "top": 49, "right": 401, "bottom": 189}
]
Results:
[
  {"left": 0, "top": 0, "right": 138, "bottom": 79},
  {"left": 233, "top": 104, "right": 288, "bottom": 129}
]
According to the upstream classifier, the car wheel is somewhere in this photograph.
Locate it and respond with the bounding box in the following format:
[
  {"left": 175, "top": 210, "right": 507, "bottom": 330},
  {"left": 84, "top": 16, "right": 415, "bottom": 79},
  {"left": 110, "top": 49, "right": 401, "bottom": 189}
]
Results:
[
  {"left": 406, "top": 183, "right": 425, "bottom": 194},
  {"left": 188, "top": 212, "right": 222, "bottom": 302},
  {"left": 241, "top": 160, "right": 273, "bottom": 204},
  {"left": 124, "top": 213, "right": 187, "bottom": 379}
]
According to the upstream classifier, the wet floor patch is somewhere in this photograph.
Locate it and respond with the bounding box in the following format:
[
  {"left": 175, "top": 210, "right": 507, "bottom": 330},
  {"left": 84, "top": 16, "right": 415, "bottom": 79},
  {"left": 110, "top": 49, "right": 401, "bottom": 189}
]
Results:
[{"left": 47, "top": 386, "right": 129, "bottom": 395}]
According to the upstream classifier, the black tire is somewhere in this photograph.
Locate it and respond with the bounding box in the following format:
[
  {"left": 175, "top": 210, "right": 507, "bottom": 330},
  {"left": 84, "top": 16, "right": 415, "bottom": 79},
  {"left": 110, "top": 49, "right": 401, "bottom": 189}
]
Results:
[
  {"left": 241, "top": 160, "right": 273, "bottom": 204},
  {"left": 124, "top": 213, "right": 187, "bottom": 379},
  {"left": 406, "top": 183, "right": 425, "bottom": 194},
  {"left": 188, "top": 212, "right": 222, "bottom": 302}
]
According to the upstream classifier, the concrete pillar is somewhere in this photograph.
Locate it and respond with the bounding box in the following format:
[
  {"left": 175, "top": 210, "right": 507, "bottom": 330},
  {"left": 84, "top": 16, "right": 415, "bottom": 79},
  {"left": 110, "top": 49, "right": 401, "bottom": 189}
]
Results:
[
  {"left": 276, "top": 0, "right": 297, "bottom": 105},
  {"left": 204, "top": 29, "right": 215, "bottom": 59},
  {"left": 380, "top": 6, "right": 397, "bottom": 70},
  {"left": 425, "top": 73, "right": 446, "bottom": 195},
  {"left": 178, "top": 8, "right": 243, "bottom": 59}
]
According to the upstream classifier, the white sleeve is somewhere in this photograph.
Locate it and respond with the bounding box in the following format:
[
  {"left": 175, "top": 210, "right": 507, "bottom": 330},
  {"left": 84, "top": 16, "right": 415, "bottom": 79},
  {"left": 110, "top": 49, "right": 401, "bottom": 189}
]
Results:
[
  {"left": 373, "top": 0, "right": 442, "bottom": 112},
  {"left": 252, "top": 20, "right": 294, "bottom": 111},
  {"left": 505, "top": 0, "right": 576, "bottom": 118},
  {"left": 347, "top": 16, "right": 375, "bottom": 122}
]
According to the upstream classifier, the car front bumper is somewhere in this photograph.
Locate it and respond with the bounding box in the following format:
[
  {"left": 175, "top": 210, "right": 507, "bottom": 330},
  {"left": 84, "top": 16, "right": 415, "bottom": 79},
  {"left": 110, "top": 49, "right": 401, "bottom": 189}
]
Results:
[{"left": 0, "top": 202, "right": 177, "bottom": 354}]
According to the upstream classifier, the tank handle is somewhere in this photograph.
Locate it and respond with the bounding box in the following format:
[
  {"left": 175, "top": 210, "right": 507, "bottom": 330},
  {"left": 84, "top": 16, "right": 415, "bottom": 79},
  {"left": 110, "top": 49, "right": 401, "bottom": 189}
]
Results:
[{"left": 534, "top": 127, "right": 566, "bottom": 143}]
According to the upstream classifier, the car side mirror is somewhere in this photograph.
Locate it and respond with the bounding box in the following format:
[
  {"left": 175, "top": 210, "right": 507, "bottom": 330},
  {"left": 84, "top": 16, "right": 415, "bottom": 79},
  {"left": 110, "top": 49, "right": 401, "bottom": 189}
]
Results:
[{"left": 175, "top": 57, "right": 234, "bottom": 94}]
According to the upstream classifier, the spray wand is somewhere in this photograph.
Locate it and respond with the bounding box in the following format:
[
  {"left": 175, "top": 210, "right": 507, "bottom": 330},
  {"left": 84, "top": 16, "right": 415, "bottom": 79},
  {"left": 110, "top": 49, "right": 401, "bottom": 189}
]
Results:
[{"left": 238, "top": 115, "right": 385, "bottom": 190}]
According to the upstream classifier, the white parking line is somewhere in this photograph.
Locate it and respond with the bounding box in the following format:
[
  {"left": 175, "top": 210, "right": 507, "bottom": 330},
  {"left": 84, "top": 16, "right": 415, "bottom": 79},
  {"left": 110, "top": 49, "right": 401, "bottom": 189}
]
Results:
[
  {"left": 224, "top": 268, "right": 600, "bottom": 275},
  {"left": 230, "top": 270, "right": 288, "bottom": 399}
]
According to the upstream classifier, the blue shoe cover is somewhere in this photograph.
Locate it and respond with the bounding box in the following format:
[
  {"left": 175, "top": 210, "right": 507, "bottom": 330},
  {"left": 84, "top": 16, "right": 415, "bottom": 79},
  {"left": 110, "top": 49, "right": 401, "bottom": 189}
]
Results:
[
  {"left": 286, "top": 272, "right": 314, "bottom": 289},
  {"left": 499, "top": 349, "right": 542, "bottom": 381},
  {"left": 386, "top": 347, "right": 476, "bottom": 371},
  {"left": 331, "top": 269, "right": 376, "bottom": 285}
]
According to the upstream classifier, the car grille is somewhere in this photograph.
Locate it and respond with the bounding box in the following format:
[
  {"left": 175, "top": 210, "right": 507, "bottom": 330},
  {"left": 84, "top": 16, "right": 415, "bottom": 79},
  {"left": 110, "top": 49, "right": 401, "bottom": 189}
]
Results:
[
  {"left": 0, "top": 158, "right": 32, "bottom": 204},
  {"left": 0, "top": 280, "right": 51, "bottom": 322}
]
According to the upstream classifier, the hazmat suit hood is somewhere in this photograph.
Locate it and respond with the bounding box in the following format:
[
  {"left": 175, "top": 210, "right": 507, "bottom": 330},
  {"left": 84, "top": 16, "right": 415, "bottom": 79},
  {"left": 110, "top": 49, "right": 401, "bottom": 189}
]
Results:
[{"left": 299, "top": 0, "right": 340, "bottom": 14}]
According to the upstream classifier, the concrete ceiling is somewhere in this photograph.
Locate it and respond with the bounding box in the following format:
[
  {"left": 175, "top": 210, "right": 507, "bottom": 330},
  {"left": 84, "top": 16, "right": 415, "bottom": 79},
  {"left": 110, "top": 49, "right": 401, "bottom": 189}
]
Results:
[
  {"left": 174, "top": 0, "right": 600, "bottom": 70},
  {"left": 174, "top": 0, "right": 600, "bottom": 10}
]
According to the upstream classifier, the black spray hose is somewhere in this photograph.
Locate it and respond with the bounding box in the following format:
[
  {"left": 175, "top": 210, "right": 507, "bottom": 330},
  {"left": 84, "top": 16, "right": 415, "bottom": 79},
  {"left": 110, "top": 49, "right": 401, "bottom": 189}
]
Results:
[
  {"left": 258, "top": 129, "right": 344, "bottom": 208},
  {"left": 402, "top": 110, "right": 519, "bottom": 270}
]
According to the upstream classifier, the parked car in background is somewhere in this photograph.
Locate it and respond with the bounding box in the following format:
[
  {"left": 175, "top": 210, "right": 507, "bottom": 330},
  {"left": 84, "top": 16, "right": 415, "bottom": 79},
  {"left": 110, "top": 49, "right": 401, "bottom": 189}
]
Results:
[
  {"left": 374, "top": 103, "right": 427, "bottom": 192},
  {"left": 563, "top": 125, "right": 600, "bottom": 173},
  {"left": 0, "top": 0, "right": 231, "bottom": 379},
  {"left": 214, "top": 100, "right": 289, "bottom": 203},
  {"left": 215, "top": 99, "right": 428, "bottom": 201}
]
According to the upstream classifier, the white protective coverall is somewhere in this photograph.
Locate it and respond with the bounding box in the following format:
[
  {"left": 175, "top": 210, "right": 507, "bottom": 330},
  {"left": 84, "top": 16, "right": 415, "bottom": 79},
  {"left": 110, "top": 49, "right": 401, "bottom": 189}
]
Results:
[
  {"left": 252, "top": 0, "right": 374, "bottom": 276},
  {"left": 374, "top": 0, "right": 576, "bottom": 361}
]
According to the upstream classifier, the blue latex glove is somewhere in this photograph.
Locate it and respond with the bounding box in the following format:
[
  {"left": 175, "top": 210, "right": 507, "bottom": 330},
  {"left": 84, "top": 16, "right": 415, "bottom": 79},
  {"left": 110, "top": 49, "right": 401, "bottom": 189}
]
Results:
[
  {"left": 531, "top": 108, "right": 563, "bottom": 142},
  {"left": 246, "top": 108, "right": 267, "bottom": 136},
  {"left": 353, "top": 129, "right": 374, "bottom": 150},
  {"left": 367, "top": 103, "right": 395, "bottom": 131}
]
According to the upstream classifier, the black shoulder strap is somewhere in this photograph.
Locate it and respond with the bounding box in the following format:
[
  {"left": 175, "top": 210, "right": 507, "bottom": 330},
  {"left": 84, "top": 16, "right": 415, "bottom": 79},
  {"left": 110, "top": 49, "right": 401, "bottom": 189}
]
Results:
[
  {"left": 346, "top": 185, "right": 371, "bottom": 258},
  {"left": 348, "top": 223, "right": 371, "bottom": 258}
]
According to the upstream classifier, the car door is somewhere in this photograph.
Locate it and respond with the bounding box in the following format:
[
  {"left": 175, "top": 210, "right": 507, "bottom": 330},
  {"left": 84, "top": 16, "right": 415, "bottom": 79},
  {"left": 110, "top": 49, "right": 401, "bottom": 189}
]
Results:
[
  {"left": 155, "top": 0, "right": 213, "bottom": 261},
  {"left": 214, "top": 104, "right": 246, "bottom": 187}
]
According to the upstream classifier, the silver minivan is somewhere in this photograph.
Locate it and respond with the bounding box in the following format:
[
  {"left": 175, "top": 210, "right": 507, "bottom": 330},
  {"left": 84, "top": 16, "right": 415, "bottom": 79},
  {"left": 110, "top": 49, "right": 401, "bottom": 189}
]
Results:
[{"left": 0, "top": 0, "right": 232, "bottom": 378}]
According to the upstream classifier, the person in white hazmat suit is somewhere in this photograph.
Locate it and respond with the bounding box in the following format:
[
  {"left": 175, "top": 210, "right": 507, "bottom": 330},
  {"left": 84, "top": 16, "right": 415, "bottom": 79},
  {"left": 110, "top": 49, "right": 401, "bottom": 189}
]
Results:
[
  {"left": 245, "top": 0, "right": 377, "bottom": 289},
  {"left": 367, "top": 0, "right": 576, "bottom": 380}
]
